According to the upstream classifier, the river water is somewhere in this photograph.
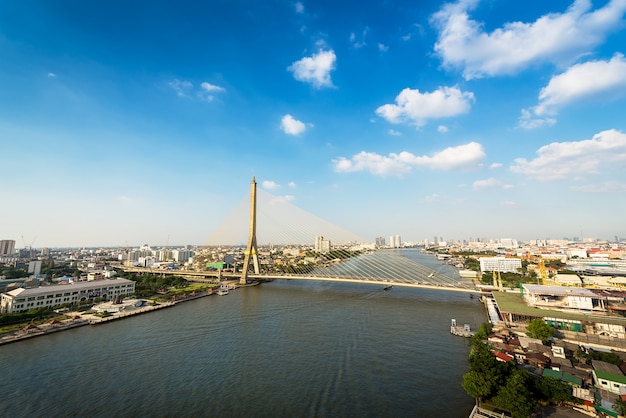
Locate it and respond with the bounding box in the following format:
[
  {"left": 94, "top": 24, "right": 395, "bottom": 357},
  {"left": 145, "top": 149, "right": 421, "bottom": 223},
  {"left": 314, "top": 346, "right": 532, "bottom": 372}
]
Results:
[{"left": 0, "top": 250, "right": 485, "bottom": 418}]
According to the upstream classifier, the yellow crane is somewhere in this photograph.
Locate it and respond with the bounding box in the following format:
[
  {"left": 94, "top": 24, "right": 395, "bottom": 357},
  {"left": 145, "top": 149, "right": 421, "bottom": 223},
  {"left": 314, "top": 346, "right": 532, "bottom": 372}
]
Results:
[{"left": 538, "top": 256, "right": 548, "bottom": 285}]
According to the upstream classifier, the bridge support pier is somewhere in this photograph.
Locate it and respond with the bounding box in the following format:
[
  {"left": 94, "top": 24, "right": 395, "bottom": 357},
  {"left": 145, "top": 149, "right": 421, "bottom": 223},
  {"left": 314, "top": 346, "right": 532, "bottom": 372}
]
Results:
[{"left": 240, "top": 176, "right": 260, "bottom": 284}]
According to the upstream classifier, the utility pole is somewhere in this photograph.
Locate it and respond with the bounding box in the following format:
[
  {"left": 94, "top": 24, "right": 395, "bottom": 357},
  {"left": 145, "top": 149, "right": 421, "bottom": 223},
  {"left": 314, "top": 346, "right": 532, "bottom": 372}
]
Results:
[{"left": 240, "top": 176, "right": 260, "bottom": 284}]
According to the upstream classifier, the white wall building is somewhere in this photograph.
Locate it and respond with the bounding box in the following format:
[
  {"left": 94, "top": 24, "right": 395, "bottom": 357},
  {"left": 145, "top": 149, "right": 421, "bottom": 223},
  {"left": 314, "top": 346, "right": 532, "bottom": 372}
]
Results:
[
  {"left": 314, "top": 236, "right": 331, "bottom": 253},
  {"left": 0, "top": 278, "right": 136, "bottom": 313},
  {"left": 389, "top": 235, "right": 401, "bottom": 248},
  {"left": 478, "top": 257, "right": 522, "bottom": 273}
]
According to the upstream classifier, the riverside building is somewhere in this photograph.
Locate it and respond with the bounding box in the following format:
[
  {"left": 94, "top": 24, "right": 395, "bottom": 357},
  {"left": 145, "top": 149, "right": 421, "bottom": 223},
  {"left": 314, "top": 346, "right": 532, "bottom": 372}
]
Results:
[
  {"left": 479, "top": 256, "right": 522, "bottom": 273},
  {"left": 0, "top": 278, "right": 136, "bottom": 313}
]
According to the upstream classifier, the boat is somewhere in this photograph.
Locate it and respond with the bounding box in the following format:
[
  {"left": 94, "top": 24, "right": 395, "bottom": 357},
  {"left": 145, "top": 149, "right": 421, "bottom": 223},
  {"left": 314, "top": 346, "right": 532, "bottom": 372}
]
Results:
[
  {"left": 217, "top": 288, "right": 229, "bottom": 296},
  {"left": 383, "top": 285, "right": 392, "bottom": 291}
]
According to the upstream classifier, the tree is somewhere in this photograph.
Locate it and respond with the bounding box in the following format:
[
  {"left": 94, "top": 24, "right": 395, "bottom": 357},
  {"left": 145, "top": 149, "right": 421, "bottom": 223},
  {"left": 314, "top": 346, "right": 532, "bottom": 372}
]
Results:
[
  {"left": 492, "top": 370, "right": 537, "bottom": 418},
  {"left": 613, "top": 397, "right": 626, "bottom": 416},
  {"left": 462, "top": 370, "right": 493, "bottom": 403},
  {"left": 536, "top": 376, "right": 575, "bottom": 404},
  {"left": 462, "top": 343, "right": 514, "bottom": 402},
  {"left": 469, "top": 322, "right": 492, "bottom": 349},
  {"left": 526, "top": 318, "right": 554, "bottom": 343}
]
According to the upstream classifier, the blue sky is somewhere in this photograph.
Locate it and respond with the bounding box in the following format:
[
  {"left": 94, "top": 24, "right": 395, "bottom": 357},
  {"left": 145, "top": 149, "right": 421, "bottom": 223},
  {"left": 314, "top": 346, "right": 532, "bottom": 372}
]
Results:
[{"left": 1, "top": 0, "right": 626, "bottom": 248}]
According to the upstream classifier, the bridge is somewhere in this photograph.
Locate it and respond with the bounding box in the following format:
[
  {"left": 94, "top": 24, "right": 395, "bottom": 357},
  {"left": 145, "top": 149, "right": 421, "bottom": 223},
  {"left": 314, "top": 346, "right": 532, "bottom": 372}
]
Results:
[
  {"left": 127, "top": 177, "right": 485, "bottom": 294},
  {"left": 122, "top": 265, "right": 484, "bottom": 295}
]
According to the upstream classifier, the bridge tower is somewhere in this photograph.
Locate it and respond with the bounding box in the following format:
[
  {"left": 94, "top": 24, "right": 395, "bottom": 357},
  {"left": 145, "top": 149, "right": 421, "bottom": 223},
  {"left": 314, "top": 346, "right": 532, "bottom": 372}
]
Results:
[{"left": 240, "top": 176, "right": 260, "bottom": 284}]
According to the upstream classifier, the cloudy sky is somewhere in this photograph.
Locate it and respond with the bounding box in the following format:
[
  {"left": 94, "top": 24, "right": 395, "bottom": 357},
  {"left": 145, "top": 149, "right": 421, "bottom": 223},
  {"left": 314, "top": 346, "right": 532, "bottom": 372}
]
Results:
[{"left": 1, "top": 0, "right": 626, "bottom": 247}]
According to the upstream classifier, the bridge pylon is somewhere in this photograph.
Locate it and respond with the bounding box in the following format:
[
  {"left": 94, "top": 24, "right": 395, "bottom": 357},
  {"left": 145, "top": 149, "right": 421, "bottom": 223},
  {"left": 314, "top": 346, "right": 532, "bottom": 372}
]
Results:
[{"left": 240, "top": 176, "right": 260, "bottom": 284}]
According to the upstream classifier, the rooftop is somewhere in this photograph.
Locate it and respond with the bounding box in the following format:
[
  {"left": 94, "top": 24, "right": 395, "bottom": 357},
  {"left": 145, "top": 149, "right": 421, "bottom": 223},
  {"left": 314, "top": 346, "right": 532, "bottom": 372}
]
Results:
[
  {"left": 5, "top": 278, "right": 134, "bottom": 297},
  {"left": 522, "top": 284, "right": 597, "bottom": 297},
  {"left": 492, "top": 291, "right": 626, "bottom": 327}
]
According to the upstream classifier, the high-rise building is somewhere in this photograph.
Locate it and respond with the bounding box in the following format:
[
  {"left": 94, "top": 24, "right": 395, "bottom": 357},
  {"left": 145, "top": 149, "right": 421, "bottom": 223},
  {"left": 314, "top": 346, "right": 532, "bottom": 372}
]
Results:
[
  {"left": 315, "top": 235, "right": 331, "bottom": 253},
  {"left": 389, "top": 235, "right": 402, "bottom": 248},
  {"left": 375, "top": 237, "right": 385, "bottom": 247},
  {"left": 0, "top": 240, "right": 15, "bottom": 256}
]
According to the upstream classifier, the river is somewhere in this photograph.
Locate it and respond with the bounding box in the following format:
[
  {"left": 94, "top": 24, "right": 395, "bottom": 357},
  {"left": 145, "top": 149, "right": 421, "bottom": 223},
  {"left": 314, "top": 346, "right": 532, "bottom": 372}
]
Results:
[{"left": 0, "top": 250, "right": 485, "bottom": 418}]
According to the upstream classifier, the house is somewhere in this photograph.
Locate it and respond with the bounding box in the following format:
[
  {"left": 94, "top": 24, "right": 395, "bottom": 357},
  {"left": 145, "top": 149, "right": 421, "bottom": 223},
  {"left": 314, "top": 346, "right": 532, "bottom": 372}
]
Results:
[
  {"left": 493, "top": 350, "right": 514, "bottom": 362},
  {"left": 592, "top": 360, "right": 626, "bottom": 395}
]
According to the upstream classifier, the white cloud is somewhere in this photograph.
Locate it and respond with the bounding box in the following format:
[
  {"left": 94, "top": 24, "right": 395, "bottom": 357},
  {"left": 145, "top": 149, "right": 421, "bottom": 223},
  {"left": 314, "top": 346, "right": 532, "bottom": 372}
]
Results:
[
  {"left": 199, "top": 82, "right": 226, "bottom": 101},
  {"left": 376, "top": 86, "right": 474, "bottom": 127},
  {"left": 431, "top": 0, "right": 626, "bottom": 80},
  {"left": 388, "top": 129, "right": 402, "bottom": 136},
  {"left": 269, "top": 195, "right": 296, "bottom": 206},
  {"left": 281, "top": 114, "right": 308, "bottom": 135},
  {"left": 169, "top": 79, "right": 225, "bottom": 101},
  {"left": 288, "top": 49, "right": 336, "bottom": 89},
  {"left": 262, "top": 181, "right": 281, "bottom": 190},
  {"left": 424, "top": 194, "right": 440, "bottom": 203},
  {"left": 350, "top": 28, "right": 369, "bottom": 48},
  {"left": 438, "top": 125, "right": 449, "bottom": 133},
  {"left": 534, "top": 54, "right": 626, "bottom": 116},
  {"left": 518, "top": 108, "right": 557, "bottom": 130},
  {"left": 501, "top": 201, "right": 519, "bottom": 207},
  {"left": 570, "top": 181, "right": 626, "bottom": 193},
  {"left": 168, "top": 79, "right": 193, "bottom": 97},
  {"left": 333, "top": 142, "right": 485, "bottom": 176},
  {"left": 511, "top": 129, "right": 626, "bottom": 180},
  {"left": 295, "top": 1, "right": 304, "bottom": 14},
  {"left": 490, "top": 163, "right": 502, "bottom": 169},
  {"left": 288, "top": 182, "right": 296, "bottom": 187},
  {"left": 472, "top": 177, "right": 512, "bottom": 190},
  {"left": 378, "top": 43, "right": 389, "bottom": 52},
  {"left": 47, "top": 72, "right": 56, "bottom": 78}
]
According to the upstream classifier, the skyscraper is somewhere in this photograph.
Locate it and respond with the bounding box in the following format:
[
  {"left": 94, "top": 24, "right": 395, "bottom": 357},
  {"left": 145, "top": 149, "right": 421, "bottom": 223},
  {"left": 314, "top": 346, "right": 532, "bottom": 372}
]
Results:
[{"left": 0, "top": 240, "right": 15, "bottom": 256}]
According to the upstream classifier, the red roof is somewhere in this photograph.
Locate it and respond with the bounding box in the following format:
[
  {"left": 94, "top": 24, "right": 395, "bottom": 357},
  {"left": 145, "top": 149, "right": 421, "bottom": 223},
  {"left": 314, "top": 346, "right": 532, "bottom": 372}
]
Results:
[{"left": 493, "top": 350, "right": 514, "bottom": 362}]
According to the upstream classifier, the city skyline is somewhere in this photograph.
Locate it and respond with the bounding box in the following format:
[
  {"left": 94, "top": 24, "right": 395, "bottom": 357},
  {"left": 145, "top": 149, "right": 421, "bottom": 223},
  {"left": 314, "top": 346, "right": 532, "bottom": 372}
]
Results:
[{"left": 1, "top": 0, "right": 626, "bottom": 247}]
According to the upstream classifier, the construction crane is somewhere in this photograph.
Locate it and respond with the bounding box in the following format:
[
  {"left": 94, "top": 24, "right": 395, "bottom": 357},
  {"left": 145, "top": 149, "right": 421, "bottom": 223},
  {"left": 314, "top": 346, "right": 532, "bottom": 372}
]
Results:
[
  {"left": 492, "top": 270, "right": 503, "bottom": 291},
  {"left": 538, "top": 256, "right": 548, "bottom": 285}
]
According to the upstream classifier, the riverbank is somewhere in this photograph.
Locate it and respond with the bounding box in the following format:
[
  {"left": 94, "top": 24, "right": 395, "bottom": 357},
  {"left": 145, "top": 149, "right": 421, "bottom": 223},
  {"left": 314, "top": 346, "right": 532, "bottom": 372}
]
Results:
[{"left": 0, "top": 289, "right": 219, "bottom": 346}]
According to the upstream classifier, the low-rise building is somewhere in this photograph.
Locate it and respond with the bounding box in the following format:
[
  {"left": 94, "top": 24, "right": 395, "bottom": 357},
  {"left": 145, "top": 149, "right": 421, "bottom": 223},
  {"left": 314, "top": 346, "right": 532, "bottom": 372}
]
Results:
[
  {"left": 0, "top": 279, "right": 136, "bottom": 313},
  {"left": 521, "top": 284, "right": 606, "bottom": 312},
  {"left": 592, "top": 360, "right": 626, "bottom": 395}
]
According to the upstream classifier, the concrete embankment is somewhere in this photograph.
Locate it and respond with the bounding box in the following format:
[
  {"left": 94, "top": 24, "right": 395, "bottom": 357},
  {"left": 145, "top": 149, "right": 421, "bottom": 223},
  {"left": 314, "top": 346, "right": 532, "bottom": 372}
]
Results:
[{"left": 0, "top": 291, "right": 216, "bottom": 346}]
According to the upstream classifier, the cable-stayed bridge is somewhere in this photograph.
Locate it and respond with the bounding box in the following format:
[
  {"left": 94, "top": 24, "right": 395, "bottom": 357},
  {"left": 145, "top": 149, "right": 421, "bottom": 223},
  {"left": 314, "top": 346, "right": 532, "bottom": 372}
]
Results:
[{"left": 125, "top": 178, "right": 486, "bottom": 294}]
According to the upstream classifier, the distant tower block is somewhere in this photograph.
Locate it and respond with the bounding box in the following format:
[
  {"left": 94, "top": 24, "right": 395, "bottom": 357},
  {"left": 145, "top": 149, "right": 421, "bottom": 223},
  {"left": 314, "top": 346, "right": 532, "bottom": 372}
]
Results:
[{"left": 240, "top": 176, "right": 260, "bottom": 284}]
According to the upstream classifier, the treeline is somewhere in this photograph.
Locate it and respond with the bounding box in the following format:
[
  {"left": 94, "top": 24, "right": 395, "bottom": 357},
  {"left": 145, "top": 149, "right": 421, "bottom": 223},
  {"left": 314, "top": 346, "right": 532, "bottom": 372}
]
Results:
[
  {"left": 462, "top": 323, "right": 579, "bottom": 418},
  {"left": 0, "top": 308, "right": 54, "bottom": 326},
  {"left": 121, "top": 273, "right": 189, "bottom": 297}
]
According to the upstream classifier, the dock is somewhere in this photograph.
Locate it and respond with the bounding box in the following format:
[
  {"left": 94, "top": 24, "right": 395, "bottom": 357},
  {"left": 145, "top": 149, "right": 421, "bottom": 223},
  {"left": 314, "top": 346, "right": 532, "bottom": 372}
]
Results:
[{"left": 450, "top": 319, "right": 475, "bottom": 338}]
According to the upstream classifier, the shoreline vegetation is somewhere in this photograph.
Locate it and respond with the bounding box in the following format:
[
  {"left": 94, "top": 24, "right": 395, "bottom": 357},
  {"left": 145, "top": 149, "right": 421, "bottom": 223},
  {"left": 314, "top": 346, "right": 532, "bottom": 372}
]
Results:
[
  {"left": 0, "top": 272, "right": 244, "bottom": 346},
  {"left": 462, "top": 322, "right": 577, "bottom": 418}
]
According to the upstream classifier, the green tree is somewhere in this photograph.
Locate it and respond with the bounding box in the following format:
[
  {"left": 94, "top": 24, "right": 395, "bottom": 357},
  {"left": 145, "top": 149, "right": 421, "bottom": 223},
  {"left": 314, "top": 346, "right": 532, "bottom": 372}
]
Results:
[
  {"left": 469, "top": 322, "right": 492, "bottom": 349},
  {"left": 536, "top": 376, "right": 575, "bottom": 404},
  {"left": 492, "top": 370, "right": 537, "bottom": 418},
  {"left": 462, "top": 343, "right": 514, "bottom": 402},
  {"left": 526, "top": 318, "right": 554, "bottom": 343},
  {"left": 613, "top": 397, "right": 626, "bottom": 416},
  {"left": 462, "top": 370, "right": 493, "bottom": 403}
]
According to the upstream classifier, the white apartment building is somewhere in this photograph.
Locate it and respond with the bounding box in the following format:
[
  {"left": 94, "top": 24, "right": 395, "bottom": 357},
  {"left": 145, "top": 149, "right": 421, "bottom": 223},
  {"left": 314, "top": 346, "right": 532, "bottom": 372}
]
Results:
[
  {"left": 0, "top": 278, "right": 136, "bottom": 313},
  {"left": 479, "top": 256, "right": 522, "bottom": 273},
  {"left": 315, "top": 236, "right": 331, "bottom": 253},
  {"left": 389, "top": 235, "right": 401, "bottom": 248}
]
